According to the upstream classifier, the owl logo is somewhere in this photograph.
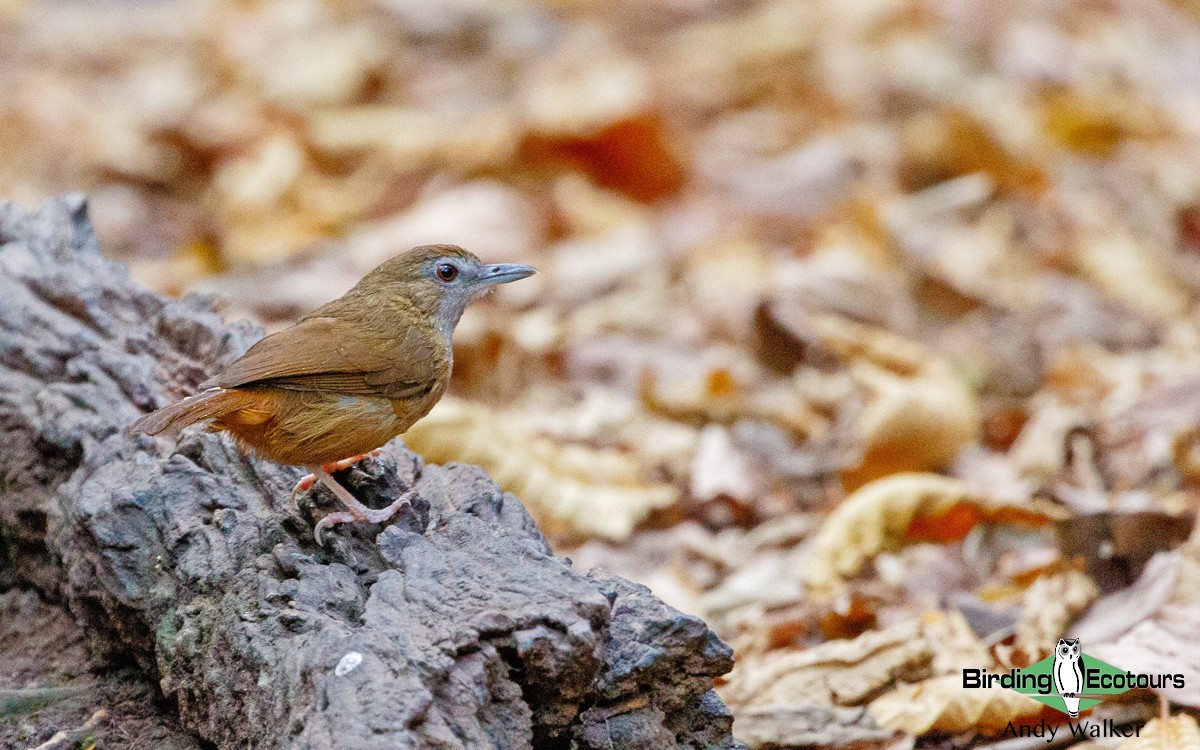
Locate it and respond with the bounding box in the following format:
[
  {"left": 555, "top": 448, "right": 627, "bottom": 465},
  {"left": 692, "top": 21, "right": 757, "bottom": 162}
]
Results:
[{"left": 1053, "top": 638, "right": 1084, "bottom": 717}]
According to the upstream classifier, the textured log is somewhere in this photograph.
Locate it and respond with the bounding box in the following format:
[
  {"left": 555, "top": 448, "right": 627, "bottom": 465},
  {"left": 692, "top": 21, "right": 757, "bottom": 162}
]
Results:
[{"left": 0, "top": 195, "right": 743, "bottom": 749}]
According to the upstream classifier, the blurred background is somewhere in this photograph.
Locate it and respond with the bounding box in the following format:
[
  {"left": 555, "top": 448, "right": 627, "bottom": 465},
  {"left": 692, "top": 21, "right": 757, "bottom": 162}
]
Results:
[{"left": 5, "top": 0, "right": 1200, "bottom": 744}]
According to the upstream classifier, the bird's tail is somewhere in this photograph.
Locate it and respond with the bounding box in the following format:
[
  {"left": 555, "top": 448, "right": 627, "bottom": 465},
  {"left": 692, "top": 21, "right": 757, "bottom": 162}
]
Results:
[{"left": 131, "top": 387, "right": 251, "bottom": 438}]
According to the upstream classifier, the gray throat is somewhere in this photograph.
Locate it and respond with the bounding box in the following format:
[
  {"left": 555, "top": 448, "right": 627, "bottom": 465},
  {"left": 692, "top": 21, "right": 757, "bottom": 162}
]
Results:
[{"left": 433, "top": 297, "right": 467, "bottom": 350}]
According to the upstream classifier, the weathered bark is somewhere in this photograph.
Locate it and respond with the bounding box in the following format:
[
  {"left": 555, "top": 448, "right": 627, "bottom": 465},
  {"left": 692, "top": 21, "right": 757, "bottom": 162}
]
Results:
[{"left": 0, "top": 195, "right": 743, "bottom": 749}]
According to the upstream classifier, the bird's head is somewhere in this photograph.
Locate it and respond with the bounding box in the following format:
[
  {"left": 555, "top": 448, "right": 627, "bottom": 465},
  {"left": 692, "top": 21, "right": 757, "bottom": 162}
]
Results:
[{"left": 355, "top": 244, "right": 537, "bottom": 338}]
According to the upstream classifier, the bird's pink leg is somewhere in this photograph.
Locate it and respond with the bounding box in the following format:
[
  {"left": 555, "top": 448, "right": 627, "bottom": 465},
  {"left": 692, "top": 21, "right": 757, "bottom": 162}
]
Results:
[
  {"left": 290, "top": 449, "right": 385, "bottom": 508},
  {"left": 305, "top": 465, "right": 415, "bottom": 545}
]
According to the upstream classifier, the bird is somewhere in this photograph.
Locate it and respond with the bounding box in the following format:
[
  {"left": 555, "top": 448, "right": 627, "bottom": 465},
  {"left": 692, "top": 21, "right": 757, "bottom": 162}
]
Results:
[
  {"left": 1052, "top": 637, "right": 1084, "bottom": 718},
  {"left": 131, "top": 244, "right": 536, "bottom": 543}
]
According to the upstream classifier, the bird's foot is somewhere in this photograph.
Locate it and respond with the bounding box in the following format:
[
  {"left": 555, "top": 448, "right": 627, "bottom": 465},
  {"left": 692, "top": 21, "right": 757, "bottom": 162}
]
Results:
[
  {"left": 291, "top": 449, "right": 386, "bottom": 509},
  {"left": 313, "top": 490, "right": 416, "bottom": 546},
  {"left": 301, "top": 462, "right": 413, "bottom": 545}
]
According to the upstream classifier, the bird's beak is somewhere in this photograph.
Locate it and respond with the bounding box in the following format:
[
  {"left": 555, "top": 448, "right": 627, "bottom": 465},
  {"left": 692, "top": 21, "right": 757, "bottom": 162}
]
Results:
[{"left": 478, "top": 263, "right": 537, "bottom": 286}]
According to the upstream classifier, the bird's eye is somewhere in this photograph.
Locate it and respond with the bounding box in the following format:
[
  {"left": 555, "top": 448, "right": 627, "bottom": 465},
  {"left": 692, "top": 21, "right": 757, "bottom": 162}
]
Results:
[{"left": 435, "top": 263, "right": 459, "bottom": 282}]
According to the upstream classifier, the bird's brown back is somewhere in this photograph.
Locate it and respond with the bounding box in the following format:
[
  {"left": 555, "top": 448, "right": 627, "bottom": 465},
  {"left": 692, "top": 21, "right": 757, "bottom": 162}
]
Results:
[
  {"left": 211, "top": 291, "right": 447, "bottom": 392},
  {"left": 131, "top": 243, "right": 528, "bottom": 468}
]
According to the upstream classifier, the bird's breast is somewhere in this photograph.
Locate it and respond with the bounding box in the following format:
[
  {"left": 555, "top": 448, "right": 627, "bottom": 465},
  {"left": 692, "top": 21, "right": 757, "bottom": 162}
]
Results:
[{"left": 390, "top": 374, "right": 448, "bottom": 432}]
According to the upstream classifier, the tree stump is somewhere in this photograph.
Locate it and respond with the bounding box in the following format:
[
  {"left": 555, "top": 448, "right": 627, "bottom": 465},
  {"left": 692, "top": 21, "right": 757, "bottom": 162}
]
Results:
[{"left": 0, "top": 195, "right": 743, "bottom": 749}]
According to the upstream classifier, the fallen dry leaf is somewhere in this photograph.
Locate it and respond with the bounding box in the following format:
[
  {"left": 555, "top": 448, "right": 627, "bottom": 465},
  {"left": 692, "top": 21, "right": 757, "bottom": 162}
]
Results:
[
  {"left": 721, "top": 619, "right": 932, "bottom": 709},
  {"left": 1013, "top": 570, "right": 1099, "bottom": 663},
  {"left": 1075, "top": 231, "right": 1189, "bottom": 320},
  {"left": 1116, "top": 714, "right": 1200, "bottom": 750},
  {"left": 868, "top": 674, "right": 1048, "bottom": 735},
  {"left": 805, "top": 472, "right": 1064, "bottom": 592},
  {"left": 735, "top": 704, "right": 898, "bottom": 750},
  {"left": 924, "top": 609, "right": 991, "bottom": 675},
  {"left": 805, "top": 315, "right": 981, "bottom": 488},
  {"left": 640, "top": 349, "right": 827, "bottom": 440},
  {"left": 898, "top": 108, "right": 1046, "bottom": 195},
  {"left": 1008, "top": 397, "right": 1090, "bottom": 484},
  {"left": 1040, "top": 90, "right": 1162, "bottom": 157},
  {"left": 305, "top": 106, "right": 445, "bottom": 164},
  {"left": 402, "top": 398, "right": 677, "bottom": 540},
  {"left": 690, "top": 424, "right": 765, "bottom": 504},
  {"left": 1081, "top": 544, "right": 1200, "bottom": 707}
]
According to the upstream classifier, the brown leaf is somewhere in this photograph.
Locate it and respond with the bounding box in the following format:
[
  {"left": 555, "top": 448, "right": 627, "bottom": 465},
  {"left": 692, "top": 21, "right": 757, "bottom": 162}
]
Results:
[
  {"left": 898, "top": 109, "right": 1046, "bottom": 195},
  {"left": 1041, "top": 90, "right": 1162, "bottom": 157},
  {"left": 818, "top": 593, "right": 878, "bottom": 642},
  {"left": 518, "top": 37, "right": 682, "bottom": 202},
  {"left": 521, "top": 114, "right": 686, "bottom": 202},
  {"left": 805, "top": 473, "right": 1064, "bottom": 592}
]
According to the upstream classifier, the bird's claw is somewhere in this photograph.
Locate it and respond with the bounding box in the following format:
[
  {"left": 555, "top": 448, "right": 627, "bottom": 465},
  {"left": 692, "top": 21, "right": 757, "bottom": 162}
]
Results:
[
  {"left": 290, "top": 474, "right": 317, "bottom": 510},
  {"left": 313, "top": 491, "right": 415, "bottom": 545}
]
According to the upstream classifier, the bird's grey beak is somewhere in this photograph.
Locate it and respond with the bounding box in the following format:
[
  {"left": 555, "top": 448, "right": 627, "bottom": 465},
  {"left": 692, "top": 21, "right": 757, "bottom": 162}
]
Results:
[{"left": 478, "top": 263, "right": 537, "bottom": 286}]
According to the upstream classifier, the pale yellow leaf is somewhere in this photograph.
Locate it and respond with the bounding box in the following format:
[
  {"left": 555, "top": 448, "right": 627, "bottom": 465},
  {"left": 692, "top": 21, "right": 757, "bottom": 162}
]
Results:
[
  {"left": 640, "top": 349, "right": 826, "bottom": 440},
  {"left": 721, "top": 619, "right": 932, "bottom": 709},
  {"left": 1014, "top": 571, "right": 1099, "bottom": 662},
  {"left": 805, "top": 473, "right": 1064, "bottom": 592},
  {"left": 806, "top": 315, "right": 980, "bottom": 488},
  {"left": 1076, "top": 232, "right": 1189, "bottom": 320},
  {"left": 1116, "top": 715, "right": 1200, "bottom": 750},
  {"left": 924, "top": 609, "right": 990, "bottom": 675},
  {"left": 869, "top": 675, "right": 1046, "bottom": 735},
  {"left": 402, "top": 398, "right": 677, "bottom": 540}
]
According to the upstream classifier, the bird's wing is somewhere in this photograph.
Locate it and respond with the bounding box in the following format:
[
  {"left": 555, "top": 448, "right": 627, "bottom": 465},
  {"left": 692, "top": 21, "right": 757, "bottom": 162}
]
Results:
[
  {"left": 210, "top": 317, "right": 444, "bottom": 400},
  {"left": 1074, "top": 656, "right": 1084, "bottom": 687}
]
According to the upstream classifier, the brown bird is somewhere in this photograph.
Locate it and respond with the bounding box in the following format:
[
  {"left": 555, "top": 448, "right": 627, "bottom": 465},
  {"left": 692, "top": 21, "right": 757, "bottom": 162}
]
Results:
[{"left": 132, "top": 245, "right": 536, "bottom": 542}]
